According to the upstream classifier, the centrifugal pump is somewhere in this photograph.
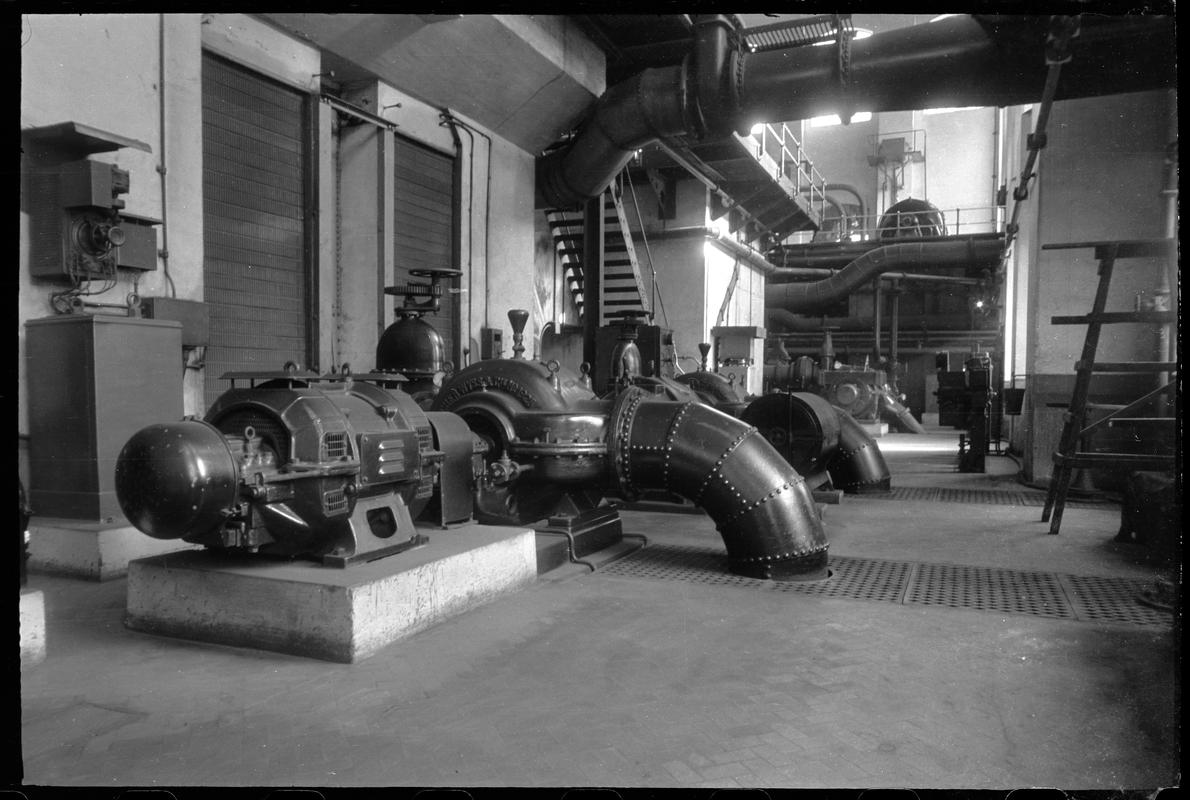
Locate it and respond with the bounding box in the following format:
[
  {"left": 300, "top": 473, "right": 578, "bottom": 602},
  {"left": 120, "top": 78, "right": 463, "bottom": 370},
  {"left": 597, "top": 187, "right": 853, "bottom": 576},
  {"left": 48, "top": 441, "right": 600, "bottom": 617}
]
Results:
[
  {"left": 430, "top": 311, "right": 829, "bottom": 580},
  {"left": 116, "top": 309, "right": 831, "bottom": 580}
]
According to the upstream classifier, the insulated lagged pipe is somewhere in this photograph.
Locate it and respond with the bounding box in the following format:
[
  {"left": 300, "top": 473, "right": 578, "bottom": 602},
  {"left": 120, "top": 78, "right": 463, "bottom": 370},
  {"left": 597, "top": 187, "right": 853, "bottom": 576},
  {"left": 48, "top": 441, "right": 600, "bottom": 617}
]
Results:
[
  {"left": 608, "top": 387, "right": 828, "bottom": 580},
  {"left": 536, "top": 64, "right": 693, "bottom": 208},
  {"left": 537, "top": 14, "right": 1174, "bottom": 209}
]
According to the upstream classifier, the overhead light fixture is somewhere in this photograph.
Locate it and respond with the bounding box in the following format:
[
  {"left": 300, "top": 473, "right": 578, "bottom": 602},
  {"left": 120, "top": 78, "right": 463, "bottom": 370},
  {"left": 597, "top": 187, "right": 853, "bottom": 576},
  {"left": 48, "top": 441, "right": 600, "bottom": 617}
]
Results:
[
  {"left": 749, "top": 123, "right": 766, "bottom": 136},
  {"left": 812, "top": 27, "right": 872, "bottom": 45},
  {"left": 930, "top": 14, "right": 958, "bottom": 22},
  {"left": 923, "top": 106, "right": 985, "bottom": 115},
  {"left": 809, "top": 111, "right": 872, "bottom": 127}
]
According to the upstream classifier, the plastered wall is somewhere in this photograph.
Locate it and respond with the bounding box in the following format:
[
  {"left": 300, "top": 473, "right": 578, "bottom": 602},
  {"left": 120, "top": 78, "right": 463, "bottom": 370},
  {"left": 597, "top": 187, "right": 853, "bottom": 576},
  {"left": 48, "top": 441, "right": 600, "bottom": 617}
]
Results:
[
  {"left": 20, "top": 13, "right": 559, "bottom": 487},
  {"left": 1016, "top": 89, "right": 1174, "bottom": 483},
  {"left": 20, "top": 13, "right": 206, "bottom": 442}
]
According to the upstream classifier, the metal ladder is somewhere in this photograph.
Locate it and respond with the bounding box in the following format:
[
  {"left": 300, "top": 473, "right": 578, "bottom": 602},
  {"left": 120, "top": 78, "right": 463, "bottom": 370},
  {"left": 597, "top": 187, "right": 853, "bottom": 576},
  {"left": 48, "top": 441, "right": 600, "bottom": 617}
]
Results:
[{"left": 1040, "top": 239, "right": 1177, "bottom": 534}]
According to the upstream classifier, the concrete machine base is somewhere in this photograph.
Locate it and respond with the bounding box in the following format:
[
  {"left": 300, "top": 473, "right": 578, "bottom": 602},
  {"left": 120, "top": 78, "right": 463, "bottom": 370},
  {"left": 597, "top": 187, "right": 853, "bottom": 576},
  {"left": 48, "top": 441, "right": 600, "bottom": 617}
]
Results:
[
  {"left": 20, "top": 588, "right": 47, "bottom": 669},
  {"left": 27, "top": 517, "right": 203, "bottom": 581},
  {"left": 125, "top": 524, "right": 536, "bottom": 663}
]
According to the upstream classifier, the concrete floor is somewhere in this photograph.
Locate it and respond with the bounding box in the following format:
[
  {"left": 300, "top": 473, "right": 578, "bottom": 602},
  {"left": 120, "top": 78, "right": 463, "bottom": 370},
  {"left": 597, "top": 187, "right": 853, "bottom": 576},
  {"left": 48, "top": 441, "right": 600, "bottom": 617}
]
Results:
[{"left": 15, "top": 424, "right": 1180, "bottom": 791}]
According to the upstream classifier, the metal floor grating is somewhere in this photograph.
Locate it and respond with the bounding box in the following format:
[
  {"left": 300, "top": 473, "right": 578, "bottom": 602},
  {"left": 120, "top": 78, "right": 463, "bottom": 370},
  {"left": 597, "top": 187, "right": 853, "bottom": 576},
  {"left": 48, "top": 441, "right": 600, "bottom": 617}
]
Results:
[
  {"left": 598, "top": 544, "right": 1170, "bottom": 627},
  {"left": 883, "top": 487, "right": 1111, "bottom": 508}
]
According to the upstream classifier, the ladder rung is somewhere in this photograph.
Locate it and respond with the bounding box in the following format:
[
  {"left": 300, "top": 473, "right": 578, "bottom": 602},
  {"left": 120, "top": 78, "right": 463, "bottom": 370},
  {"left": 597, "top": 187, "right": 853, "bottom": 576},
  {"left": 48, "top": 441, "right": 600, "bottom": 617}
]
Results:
[
  {"left": 1106, "top": 417, "right": 1175, "bottom": 426},
  {"left": 1041, "top": 239, "right": 1174, "bottom": 259},
  {"left": 1084, "top": 403, "right": 1127, "bottom": 410},
  {"left": 1052, "top": 311, "right": 1177, "bottom": 325},
  {"left": 1053, "top": 453, "right": 1175, "bottom": 469},
  {"left": 1076, "top": 360, "right": 1178, "bottom": 373}
]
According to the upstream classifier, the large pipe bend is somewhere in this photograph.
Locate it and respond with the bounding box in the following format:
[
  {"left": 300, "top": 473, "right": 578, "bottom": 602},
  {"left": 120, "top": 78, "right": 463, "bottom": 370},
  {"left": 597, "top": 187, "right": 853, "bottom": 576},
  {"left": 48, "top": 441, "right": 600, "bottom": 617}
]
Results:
[
  {"left": 609, "top": 387, "right": 828, "bottom": 580},
  {"left": 829, "top": 408, "right": 892, "bottom": 494},
  {"left": 537, "top": 64, "right": 691, "bottom": 209}
]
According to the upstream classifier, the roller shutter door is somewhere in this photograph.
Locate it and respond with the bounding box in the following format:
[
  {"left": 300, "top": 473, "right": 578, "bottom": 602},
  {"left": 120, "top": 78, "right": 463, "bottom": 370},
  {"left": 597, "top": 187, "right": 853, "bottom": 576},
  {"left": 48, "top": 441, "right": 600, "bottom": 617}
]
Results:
[
  {"left": 393, "top": 134, "right": 459, "bottom": 368},
  {"left": 201, "top": 52, "right": 312, "bottom": 409}
]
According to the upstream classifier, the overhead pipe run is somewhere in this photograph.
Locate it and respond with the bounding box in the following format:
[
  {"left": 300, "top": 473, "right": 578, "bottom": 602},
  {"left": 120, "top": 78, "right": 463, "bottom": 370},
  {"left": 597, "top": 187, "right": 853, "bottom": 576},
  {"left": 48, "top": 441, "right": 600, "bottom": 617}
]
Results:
[
  {"left": 766, "top": 239, "right": 1004, "bottom": 314},
  {"left": 537, "top": 14, "right": 1175, "bottom": 209},
  {"left": 765, "top": 310, "right": 990, "bottom": 333},
  {"left": 650, "top": 226, "right": 987, "bottom": 287},
  {"left": 766, "top": 233, "right": 1005, "bottom": 276}
]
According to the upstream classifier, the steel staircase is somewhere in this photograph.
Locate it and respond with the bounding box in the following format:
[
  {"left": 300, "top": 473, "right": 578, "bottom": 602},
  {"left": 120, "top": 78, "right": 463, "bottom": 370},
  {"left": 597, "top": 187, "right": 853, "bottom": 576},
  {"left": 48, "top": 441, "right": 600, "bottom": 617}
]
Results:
[{"left": 545, "top": 179, "right": 652, "bottom": 326}]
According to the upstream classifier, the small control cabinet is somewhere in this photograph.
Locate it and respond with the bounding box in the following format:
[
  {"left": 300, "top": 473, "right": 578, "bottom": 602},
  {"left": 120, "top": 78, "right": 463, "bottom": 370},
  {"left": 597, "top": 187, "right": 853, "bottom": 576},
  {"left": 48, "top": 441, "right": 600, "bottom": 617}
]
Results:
[{"left": 26, "top": 315, "right": 183, "bottom": 521}]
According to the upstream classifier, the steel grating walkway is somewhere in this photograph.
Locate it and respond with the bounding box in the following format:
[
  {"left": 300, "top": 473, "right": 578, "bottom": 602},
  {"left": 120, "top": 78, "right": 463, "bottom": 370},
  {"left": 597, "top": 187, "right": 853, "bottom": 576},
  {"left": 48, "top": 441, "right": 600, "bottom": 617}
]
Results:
[
  {"left": 881, "top": 486, "right": 1112, "bottom": 507},
  {"left": 598, "top": 544, "right": 1170, "bottom": 627}
]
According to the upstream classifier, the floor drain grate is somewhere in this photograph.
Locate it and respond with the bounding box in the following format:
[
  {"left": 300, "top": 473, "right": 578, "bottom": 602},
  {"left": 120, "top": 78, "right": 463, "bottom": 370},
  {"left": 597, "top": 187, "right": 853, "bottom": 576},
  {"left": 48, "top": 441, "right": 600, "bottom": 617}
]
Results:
[
  {"left": 1062, "top": 574, "right": 1173, "bottom": 626},
  {"left": 771, "top": 556, "right": 912, "bottom": 603},
  {"left": 599, "top": 544, "right": 1168, "bottom": 626},
  {"left": 906, "top": 562, "right": 1072, "bottom": 618},
  {"left": 884, "top": 487, "right": 1108, "bottom": 508}
]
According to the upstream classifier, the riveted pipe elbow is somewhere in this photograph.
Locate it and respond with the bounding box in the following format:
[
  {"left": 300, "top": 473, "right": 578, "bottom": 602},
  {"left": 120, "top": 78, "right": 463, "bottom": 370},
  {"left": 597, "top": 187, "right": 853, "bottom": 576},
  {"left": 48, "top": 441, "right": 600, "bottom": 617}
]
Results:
[
  {"left": 608, "top": 388, "right": 828, "bottom": 580},
  {"left": 829, "top": 407, "right": 892, "bottom": 494}
]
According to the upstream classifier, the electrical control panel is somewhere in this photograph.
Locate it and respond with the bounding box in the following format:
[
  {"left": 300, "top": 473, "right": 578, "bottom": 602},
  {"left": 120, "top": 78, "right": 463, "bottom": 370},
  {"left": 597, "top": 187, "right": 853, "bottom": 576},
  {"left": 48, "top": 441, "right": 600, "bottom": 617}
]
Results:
[
  {"left": 480, "top": 327, "right": 503, "bottom": 359},
  {"left": 27, "top": 158, "right": 159, "bottom": 279}
]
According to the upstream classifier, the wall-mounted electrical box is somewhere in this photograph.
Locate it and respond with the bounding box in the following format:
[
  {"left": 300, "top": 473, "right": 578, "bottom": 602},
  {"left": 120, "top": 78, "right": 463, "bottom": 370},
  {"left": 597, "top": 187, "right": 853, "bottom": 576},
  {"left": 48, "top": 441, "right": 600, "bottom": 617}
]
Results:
[
  {"left": 114, "top": 213, "right": 162, "bottom": 272},
  {"left": 481, "top": 327, "right": 503, "bottom": 359},
  {"left": 22, "top": 122, "right": 156, "bottom": 281},
  {"left": 140, "top": 296, "right": 211, "bottom": 347}
]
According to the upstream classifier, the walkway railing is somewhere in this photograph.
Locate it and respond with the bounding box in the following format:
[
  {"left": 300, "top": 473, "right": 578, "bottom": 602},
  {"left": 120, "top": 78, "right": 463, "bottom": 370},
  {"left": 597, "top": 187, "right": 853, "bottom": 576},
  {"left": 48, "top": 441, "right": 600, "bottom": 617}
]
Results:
[
  {"left": 784, "top": 205, "right": 1005, "bottom": 244},
  {"left": 741, "top": 122, "right": 829, "bottom": 226}
]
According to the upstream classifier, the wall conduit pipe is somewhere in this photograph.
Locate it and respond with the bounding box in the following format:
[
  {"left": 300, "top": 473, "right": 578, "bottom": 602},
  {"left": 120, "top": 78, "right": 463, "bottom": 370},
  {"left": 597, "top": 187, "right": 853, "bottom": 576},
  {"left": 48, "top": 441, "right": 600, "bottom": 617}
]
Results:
[{"left": 608, "top": 387, "right": 828, "bottom": 580}]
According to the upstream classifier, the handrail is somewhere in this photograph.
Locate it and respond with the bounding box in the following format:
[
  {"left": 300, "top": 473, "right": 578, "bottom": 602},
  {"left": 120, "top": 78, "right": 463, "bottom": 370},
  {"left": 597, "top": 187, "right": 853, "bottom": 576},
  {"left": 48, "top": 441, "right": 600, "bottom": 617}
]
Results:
[
  {"left": 786, "top": 205, "right": 1006, "bottom": 244},
  {"left": 742, "top": 122, "right": 828, "bottom": 226}
]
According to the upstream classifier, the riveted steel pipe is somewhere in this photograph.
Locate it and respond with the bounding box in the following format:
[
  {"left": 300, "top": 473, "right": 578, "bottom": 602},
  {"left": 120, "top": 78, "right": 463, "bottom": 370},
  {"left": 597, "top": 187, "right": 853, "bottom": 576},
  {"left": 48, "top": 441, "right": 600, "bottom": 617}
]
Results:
[
  {"left": 608, "top": 387, "right": 828, "bottom": 580},
  {"left": 829, "top": 409, "right": 892, "bottom": 494}
]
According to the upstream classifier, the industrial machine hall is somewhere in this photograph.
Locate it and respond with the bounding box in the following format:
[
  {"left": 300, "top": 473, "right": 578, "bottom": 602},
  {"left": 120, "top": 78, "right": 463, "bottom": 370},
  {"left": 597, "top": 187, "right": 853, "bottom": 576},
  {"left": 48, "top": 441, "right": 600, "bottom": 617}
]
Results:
[{"left": 14, "top": 11, "right": 1180, "bottom": 794}]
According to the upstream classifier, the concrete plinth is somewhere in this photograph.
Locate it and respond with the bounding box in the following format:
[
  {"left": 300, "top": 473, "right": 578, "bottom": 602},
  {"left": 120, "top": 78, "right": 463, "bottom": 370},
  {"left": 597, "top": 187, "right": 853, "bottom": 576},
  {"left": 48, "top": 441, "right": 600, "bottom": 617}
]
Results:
[
  {"left": 125, "top": 524, "right": 536, "bottom": 663},
  {"left": 20, "top": 588, "right": 46, "bottom": 669},
  {"left": 27, "top": 518, "right": 203, "bottom": 581},
  {"left": 859, "top": 420, "right": 890, "bottom": 438}
]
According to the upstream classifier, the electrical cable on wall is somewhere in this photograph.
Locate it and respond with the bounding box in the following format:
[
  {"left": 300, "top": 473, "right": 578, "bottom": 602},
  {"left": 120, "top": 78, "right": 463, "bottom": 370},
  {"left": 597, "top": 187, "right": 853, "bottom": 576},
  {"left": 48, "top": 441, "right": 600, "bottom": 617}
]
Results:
[
  {"left": 998, "top": 15, "right": 1080, "bottom": 271},
  {"left": 331, "top": 111, "right": 343, "bottom": 372},
  {"left": 441, "top": 110, "right": 493, "bottom": 345},
  {"left": 625, "top": 171, "right": 675, "bottom": 335},
  {"left": 439, "top": 112, "right": 473, "bottom": 363},
  {"left": 157, "top": 13, "right": 176, "bottom": 298}
]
